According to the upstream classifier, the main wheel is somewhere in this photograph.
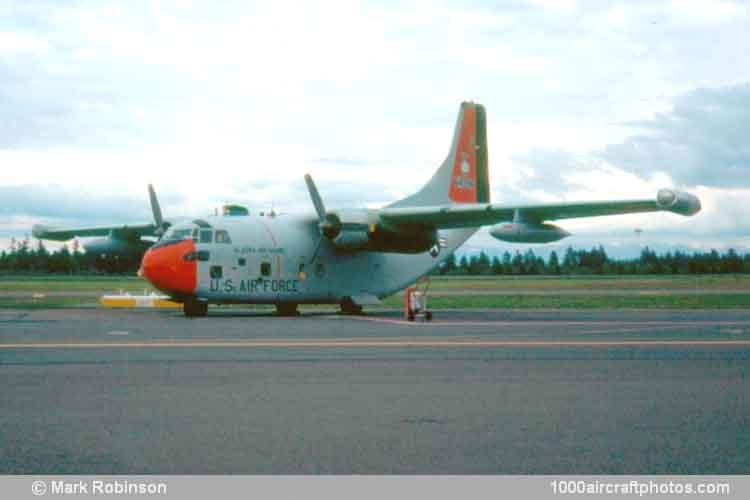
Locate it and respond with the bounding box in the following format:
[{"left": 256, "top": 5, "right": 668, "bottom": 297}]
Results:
[
  {"left": 339, "top": 298, "right": 363, "bottom": 315},
  {"left": 275, "top": 303, "right": 300, "bottom": 316},
  {"left": 183, "top": 300, "right": 208, "bottom": 317}
]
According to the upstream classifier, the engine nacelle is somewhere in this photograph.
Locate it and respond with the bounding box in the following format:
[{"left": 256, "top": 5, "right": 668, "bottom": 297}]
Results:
[
  {"left": 656, "top": 189, "right": 701, "bottom": 216},
  {"left": 368, "top": 224, "right": 438, "bottom": 253},
  {"left": 490, "top": 222, "right": 570, "bottom": 243},
  {"left": 324, "top": 210, "right": 439, "bottom": 254},
  {"left": 332, "top": 230, "right": 370, "bottom": 250},
  {"left": 329, "top": 226, "right": 439, "bottom": 254}
]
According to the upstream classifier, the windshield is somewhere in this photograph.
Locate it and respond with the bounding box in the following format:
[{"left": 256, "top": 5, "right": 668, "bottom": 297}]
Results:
[
  {"left": 163, "top": 226, "right": 193, "bottom": 241},
  {"left": 155, "top": 223, "right": 231, "bottom": 248}
]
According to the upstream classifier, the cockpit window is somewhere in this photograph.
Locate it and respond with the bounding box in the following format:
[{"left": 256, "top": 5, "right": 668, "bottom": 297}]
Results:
[
  {"left": 153, "top": 225, "right": 194, "bottom": 249},
  {"left": 164, "top": 227, "right": 192, "bottom": 241},
  {"left": 215, "top": 229, "right": 231, "bottom": 244},
  {"left": 165, "top": 225, "right": 231, "bottom": 246}
]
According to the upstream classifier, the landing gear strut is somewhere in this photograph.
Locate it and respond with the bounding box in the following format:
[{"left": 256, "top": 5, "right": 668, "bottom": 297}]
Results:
[
  {"left": 339, "top": 297, "right": 363, "bottom": 315},
  {"left": 183, "top": 299, "right": 208, "bottom": 317},
  {"left": 275, "top": 303, "right": 300, "bottom": 316}
]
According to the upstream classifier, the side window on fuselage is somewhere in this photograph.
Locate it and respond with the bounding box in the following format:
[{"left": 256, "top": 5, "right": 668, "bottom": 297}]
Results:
[
  {"left": 215, "top": 229, "right": 231, "bottom": 244},
  {"left": 200, "top": 229, "right": 213, "bottom": 244},
  {"left": 210, "top": 265, "right": 222, "bottom": 279},
  {"left": 260, "top": 261, "right": 271, "bottom": 277}
]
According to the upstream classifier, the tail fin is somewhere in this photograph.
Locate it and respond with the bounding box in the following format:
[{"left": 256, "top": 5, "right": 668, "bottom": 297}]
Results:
[{"left": 390, "top": 101, "right": 490, "bottom": 208}]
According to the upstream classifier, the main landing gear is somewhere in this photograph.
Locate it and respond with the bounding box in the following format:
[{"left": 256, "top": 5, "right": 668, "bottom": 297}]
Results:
[
  {"left": 339, "top": 297, "right": 364, "bottom": 315},
  {"left": 183, "top": 299, "right": 208, "bottom": 317},
  {"left": 275, "top": 303, "right": 300, "bottom": 316}
]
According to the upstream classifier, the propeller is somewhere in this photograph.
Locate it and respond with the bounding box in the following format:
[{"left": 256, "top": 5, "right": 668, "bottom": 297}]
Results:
[
  {"left": 304, "top": 174, "right": 341, "bottom": 262},
  {"left": 148, "top": 184, "right": 170, "bottom": 237}
]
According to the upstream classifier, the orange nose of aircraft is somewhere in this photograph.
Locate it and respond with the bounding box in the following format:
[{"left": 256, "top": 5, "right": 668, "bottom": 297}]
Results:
[{"left": 141, "top": 240, "right": 197, "bottom": 295}]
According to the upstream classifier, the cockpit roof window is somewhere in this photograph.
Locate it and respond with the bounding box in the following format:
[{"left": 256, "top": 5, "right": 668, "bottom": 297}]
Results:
[{"left": 193, "top": 219, "right": 212, "bottom": 228}]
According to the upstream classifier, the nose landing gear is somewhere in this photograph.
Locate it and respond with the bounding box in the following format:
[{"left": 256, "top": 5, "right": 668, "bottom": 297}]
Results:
[
  {"left": 339, "top": 297, "right": 364, "bottom": 315},
  {"left": 275, "top": 303, "right": 300, "bottom": 316},
  {"left": 183, "top": 299, "right": 208, "bottom": 317}
]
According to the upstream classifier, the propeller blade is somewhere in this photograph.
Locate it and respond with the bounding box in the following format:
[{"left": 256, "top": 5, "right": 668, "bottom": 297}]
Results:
[
  {"left": 304, "top": 174, "right": 342, "bottom": 242},
  {"left": 304, "top": 174, "right": 326, "bottom": 223},
  {"left": 148, "top": 184, "right": 165, "bottom": 235},
  {"left": 309, "top": 235, "right": 324, "bottom": 264}
]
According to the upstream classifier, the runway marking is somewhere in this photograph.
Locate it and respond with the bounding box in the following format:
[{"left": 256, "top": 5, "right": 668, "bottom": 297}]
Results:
[
  {"left": 551, "top": 325, "right": 739, "bottom": 335},
  {"left": 106, "top": 331, "right": 129, "bottom": 336},
  {"left": 155, "top": 324, "right": 744, "bottom": 342},
  {"left": 3, "top": 339, "right": 750, "bottom": 349},
  {"left": 338, "top": 315, "right": 750, "bottom": 328}
]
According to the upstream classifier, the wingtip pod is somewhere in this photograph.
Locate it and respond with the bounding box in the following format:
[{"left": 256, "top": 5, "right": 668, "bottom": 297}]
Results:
[
  {"left": 31, "top": 224, "right": 49, "bottom": 239},
  {"left": 656, "top": 188, "right": 701, "bottom": 216},
  {"left": 31, "top": 224, "right": 68, "bottom": 241}
]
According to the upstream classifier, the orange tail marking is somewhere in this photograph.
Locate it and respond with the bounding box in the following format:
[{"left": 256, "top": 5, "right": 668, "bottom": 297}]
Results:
[{"left": 448, "top": 104, "right": 478, "bottom": 203}]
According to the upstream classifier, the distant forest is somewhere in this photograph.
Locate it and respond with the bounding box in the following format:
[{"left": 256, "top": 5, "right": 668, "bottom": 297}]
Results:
[
  {"left": 439, "top": 246, "right": 750, "bottom": 275},
  {"left": 1, "top": 237, "right": 750, "bottom": 275},
  {"left": 0, "top": 238, "right": 139, "bottom": 274}
]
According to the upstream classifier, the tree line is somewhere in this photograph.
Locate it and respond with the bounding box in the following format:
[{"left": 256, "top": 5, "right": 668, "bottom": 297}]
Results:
[
  {"left": 438, "top": 246, "right": 750, "bottom": 275},
  {"left": 0, "top": 238, "right": 141, "bottom": 274},
  {"left": 1, "top": 236, "right": 750, "bottom": 275}
]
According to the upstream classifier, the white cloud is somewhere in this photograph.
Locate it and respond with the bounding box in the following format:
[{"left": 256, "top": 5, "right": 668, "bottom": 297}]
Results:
[
  {"left": 0, "top": 31, "right": 48, "bottom": 54},
  {"left": 0, "top": 0, "right": 749, "bottom": 255},
  {"left": 669, "top": 0, "right": 746, "bottom": 25},
  {"left": 526, "top": 0, "right": 578, "bottom": 14}
]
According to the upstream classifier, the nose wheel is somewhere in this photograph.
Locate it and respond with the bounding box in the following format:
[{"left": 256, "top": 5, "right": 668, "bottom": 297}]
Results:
[
  {"left": 339, "top": 297, "right": 364, "bottom": 315},
  {"left": 183, "top": 299, "right": 208, "bottom": 317},
  {"left": 275, "top": 303, "right": 300, "bottom": 316}
]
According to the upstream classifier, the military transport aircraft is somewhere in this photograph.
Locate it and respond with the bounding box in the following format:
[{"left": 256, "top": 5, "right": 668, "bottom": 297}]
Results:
[{"left": 32, "top": 102, "right": 701, "bottom": 316}]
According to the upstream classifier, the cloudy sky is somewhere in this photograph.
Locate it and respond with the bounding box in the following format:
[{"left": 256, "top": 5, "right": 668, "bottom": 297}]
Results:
[{"left": 1, "top": 0, "right": 749, "bottom": 257}]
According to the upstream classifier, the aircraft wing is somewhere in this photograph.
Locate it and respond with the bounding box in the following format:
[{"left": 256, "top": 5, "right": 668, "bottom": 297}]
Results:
[
  {"left": 378, "top": 189, "right": 701, "bottom": 229},
  {"left": 32, "top": 223, "right": 158, "bottom": 241}
]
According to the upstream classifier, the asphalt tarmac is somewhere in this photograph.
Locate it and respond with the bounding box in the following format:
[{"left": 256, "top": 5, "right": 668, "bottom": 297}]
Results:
[{"left": 1, "top": 307, "right": 749, "bottom": 474}]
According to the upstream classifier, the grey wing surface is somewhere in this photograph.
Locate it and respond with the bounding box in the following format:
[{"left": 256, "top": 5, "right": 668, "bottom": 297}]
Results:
[
  {"left": 378, "top": 189, "right": 701, "bottom": 229},
  {"left": 32, "top": 223, "right": 158, "bottom": 241}
]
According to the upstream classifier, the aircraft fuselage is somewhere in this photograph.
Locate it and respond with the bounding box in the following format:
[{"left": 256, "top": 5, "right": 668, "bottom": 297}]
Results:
[{"left": 141, "top": 212, "right": 475, "bottom": 307}]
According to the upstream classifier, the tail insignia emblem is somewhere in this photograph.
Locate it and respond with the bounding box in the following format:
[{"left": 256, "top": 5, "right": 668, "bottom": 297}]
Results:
[{"left": 460, "top": 153, "right": 470, "bottom": 174}]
